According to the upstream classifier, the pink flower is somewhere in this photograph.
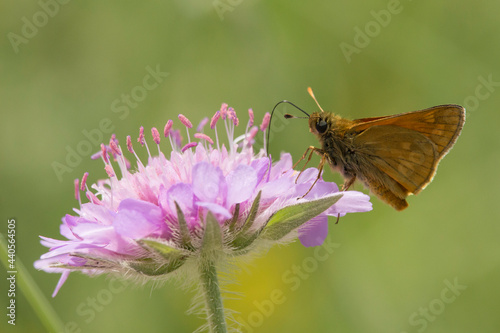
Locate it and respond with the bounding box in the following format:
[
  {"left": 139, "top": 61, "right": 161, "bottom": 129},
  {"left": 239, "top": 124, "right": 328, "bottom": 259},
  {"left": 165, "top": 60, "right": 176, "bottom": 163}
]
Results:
[{"left": 35, "top": 103, "right": 372, "bottom": 297}]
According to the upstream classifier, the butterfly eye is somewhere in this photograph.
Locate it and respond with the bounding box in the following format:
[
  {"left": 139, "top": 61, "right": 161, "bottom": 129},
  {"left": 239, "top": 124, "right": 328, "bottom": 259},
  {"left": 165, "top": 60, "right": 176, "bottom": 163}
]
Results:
[{"left": 316, "top": 119, "right": 328, "bottom": 134}]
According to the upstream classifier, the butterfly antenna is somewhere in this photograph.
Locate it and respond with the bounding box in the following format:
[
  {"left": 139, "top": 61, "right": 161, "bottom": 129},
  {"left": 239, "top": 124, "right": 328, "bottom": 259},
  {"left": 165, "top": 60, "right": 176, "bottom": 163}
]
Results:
[
  {"left": 307, "top": 87, "right": 325, "bottom": 113},
  {"left": 267, "top": 100, "right": 310, "bottom": 155}
]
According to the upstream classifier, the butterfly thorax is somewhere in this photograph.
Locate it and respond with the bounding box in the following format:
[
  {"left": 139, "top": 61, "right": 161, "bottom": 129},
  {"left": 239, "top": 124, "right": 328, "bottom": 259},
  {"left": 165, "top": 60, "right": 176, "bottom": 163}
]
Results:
[{"left": 309, "top": 112, "right": 359, "bottom": 178}]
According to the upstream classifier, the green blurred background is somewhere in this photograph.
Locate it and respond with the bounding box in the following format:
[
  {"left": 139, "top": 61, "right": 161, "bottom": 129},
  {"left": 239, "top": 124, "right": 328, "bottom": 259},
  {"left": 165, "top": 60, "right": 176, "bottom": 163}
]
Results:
[{"left": 1, "top": 1, "right": 499, "bottom": 332}]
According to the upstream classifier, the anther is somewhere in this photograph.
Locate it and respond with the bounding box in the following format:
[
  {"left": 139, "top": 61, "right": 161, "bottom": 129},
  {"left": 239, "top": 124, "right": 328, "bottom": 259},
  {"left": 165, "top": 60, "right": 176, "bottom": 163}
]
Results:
[
  {"left": 80, "top": 172, "right": 89, "bottom": 191},
  {"left": 151, "top": 127, "right": 161, "bottom": 145},
  {"left": 194, "top": 133, "right": 214, "bottom": 145},
  {"left": 164, "top": 120, "right": 173, "bottom": 137},
  {"left": 137, "top": 126, "right": 145, "bottom": 146},
  {"left": 210, "top": 111, "right": 220, "bottom": 129},
  {"left": 181, "top": 142, "right": 198, "bottom": 153},
  {"left": 260, "top": 112, "right": 271, "bottom": 131},
  {"left": 178, "top": 114, "right": 193, "bottom": 128}
]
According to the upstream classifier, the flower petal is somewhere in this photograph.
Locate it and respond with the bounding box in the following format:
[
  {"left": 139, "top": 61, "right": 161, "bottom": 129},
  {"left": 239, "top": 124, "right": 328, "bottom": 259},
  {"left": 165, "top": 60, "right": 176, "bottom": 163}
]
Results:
[
  {"left": 192, "top": 162, "right": 224, "bottom": 202},
  {"left": 298, "top": 215, "right": 329, "bottom": 247},
  {"left": 226, "top": 165, "right": 258, "bottom": 206},
  {"left": 52, "top": 271, "right": 70, "bottom": 297},
  {"left": 159, "top": 183, "right": 194, "bottom": 216},
  {"left": 114, "top": 198, "right": 165, "bottom": 239},
  {"left": 197, "top": 202, "right": 232, "bottom": 219},
  {"left": 326, "top": 191, "right": 373, "bottom": 215}
]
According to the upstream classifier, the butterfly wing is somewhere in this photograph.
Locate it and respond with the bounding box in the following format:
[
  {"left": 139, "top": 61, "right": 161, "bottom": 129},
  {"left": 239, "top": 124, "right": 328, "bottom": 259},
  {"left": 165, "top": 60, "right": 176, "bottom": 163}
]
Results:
[
  {"left": 350, "top": 105, "right": 465, "bottom": 158},
  {"left": 352, "top": 125, "right": 438, "bottom": 195},
  {"left": 347, "top": 105, "right": 465, "bottom": 209}
]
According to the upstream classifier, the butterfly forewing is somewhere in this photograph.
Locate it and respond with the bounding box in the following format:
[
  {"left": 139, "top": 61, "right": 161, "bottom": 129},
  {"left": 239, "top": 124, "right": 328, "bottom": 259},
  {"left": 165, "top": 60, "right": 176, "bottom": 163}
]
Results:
[{"left": 351, "top": 105, "right": 465, "bottom": 158}]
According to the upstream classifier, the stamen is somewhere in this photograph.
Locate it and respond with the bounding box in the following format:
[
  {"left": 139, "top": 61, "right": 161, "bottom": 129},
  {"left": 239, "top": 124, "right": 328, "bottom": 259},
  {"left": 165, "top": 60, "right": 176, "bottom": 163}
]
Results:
[
  {"left": 247, "top": 126, "right": 258, "bottom": 145},
  {"left": 229, "top": 108, "right": 239, "bottom": 126},
  {"left": 126, "top": 135, "right": 145, "bottom": 170},
  {"left": 126, "top": 135, "right": 134, "bottom": 154},
  {"left": 181, "top": 141, "right": 198, "bottom": 153},
  {"left": 194, "top": 132, "right": 214, "bottom": 145},
  {"left": 164, "top": 120, "right": 173, "bottom": 137},
  {"left": 197, "top": 117, "right": 209, "bottom": 133},
  {"left": 109, "top": 138, "right": 121, "bottom": 156},
  {"left": 220, "top": 103, "right": 228, "bottom": 120},
  {"left": 90, "top": 151, "right": 102, "bottom": 160},
  {"left": 178, "top": 114, "right": 193, "bottom": 128},
  {"left": 260, "top": 112, "right": 271, "bottom": 131},
  {"left": 178, "top": 114, "right": 192, "bottom": 143},
  {"left": 100, "top": 144, "right": 109, "bottom": 163},
  {"left": 151, "top": 127, "right": 161, "bottom": 145},
  {"left": 151, "top": 127, "right": 161, "bottom": 155},
  {"left": 137, "top": 126, "right": 145, "bottom": 146},
  {"left": 74, "top": 178, "right": 80, "bottom": 201},
  {"left": 80, "top": 172, "right": 89, "bottom": 191},
  {"left": 105, "top": 164, "right": 115, "bottom": 178},
  {"left": 170, "top": 129, "right": 183, "bottom": 148},
  {"left": 248, "top": 108, "right": 254, "bottom": 127},
  {"left": 210, "top": 111, "right": 220, "bottom": 129},
  {"left": 86, "top": 191, "right": 102, "bottom": 205},
  {"left": 210, "top": 111, "right": 221, "bottom": 150}
]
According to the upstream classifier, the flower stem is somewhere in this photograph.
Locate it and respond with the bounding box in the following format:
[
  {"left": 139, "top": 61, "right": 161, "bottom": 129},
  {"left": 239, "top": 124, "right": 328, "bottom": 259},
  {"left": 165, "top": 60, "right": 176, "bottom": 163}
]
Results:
[
  {"left": 199, "top": 258, "right": 227, "bottom": 333},
  {"left": 0, "top": 233, "right": 65, "bottom": 333}
]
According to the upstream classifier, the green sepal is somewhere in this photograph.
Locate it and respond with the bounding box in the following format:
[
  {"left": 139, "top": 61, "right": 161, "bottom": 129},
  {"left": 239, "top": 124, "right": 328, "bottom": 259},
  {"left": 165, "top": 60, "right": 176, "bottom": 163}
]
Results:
[
  {"left": 54, "top": 253, "right": 116, "bottom": 270},
  {"left": 136, "top": 239, "right": 185, "bottom": 260},
  {"left": 230, "top": 191, "right": 262, "bottom": 252},
  {"left": 227, "top": 203, "right": 240, "bottom": 231},
  {"left": 238, "top": 190, "right": 261, "bottom": 234},
  {"left": 261, "top": 193, "right": 343, "bottom": 241},
  {"left": 127, "top": 258, "right": 184, "bottom": 276},
  {"left": 134, "top": 239, "right": 187, "bottom": 275},
  {"left": 200, "top": 212, "right": 223, "bottom": 257},
  {"left": 174, "top": 201, "right": 194, "bottom": 250}
]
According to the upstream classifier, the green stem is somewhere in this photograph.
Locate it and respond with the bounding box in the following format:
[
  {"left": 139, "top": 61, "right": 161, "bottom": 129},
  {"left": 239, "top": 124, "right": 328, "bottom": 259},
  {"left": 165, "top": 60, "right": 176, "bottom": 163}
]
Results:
[
  {"left": 199, "top": 259, "right": 227, "bottom": 333},
  {"left": 0, "top": 233, "right": 65, "bottom": 333}
]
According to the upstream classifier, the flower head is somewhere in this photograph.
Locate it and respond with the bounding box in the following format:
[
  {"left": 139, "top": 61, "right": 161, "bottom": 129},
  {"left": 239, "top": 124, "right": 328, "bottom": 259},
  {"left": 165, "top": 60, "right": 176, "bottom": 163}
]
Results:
[{"left": 35, "top": 103, "right": 372, "bottom": 297}]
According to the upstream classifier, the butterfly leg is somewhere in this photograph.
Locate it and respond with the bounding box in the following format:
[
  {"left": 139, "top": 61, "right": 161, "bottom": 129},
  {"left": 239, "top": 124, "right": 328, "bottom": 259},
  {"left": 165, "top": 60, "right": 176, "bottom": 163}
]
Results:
[
  {"left": 298, "top": 152, "right": 327, "bottom": 199},
  {"left": 293, "top": 146, "right": 325, "bottom": 184},
  {"left": 336, "top": 176, "right": 357, "bottom": 224},
  {"left": 341, "top": 176, "right": 356, "bottom": 191}
]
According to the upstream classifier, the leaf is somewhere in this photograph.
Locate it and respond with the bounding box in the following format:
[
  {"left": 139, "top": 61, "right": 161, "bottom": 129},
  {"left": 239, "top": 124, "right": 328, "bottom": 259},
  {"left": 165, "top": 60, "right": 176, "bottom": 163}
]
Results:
[{"left": 261, "top": 193, "right": 343, "bottom": 241}]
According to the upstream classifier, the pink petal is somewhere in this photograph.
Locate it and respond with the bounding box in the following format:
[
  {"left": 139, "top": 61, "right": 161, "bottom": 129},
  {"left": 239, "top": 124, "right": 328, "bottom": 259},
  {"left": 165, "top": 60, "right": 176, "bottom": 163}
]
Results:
[
  {"left": 114, "top": 199, "right": 165, "bottom": 239},
  {"left": 226, "top": 165, "right": 258, "bottom": 206},
  {"left": 298, "top": 215, "right": 329, "bottom": 247},
  {"left": 197, "top": 202, "right": 232, "bottom": 219},
  {"left": 192, "top": 162, "right": 224, "bottom": 202}
]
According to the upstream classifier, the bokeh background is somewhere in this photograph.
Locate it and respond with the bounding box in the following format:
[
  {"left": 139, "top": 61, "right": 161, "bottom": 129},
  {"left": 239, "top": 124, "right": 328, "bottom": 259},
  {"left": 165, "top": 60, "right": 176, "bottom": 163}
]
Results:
[{"left": 1, "top": 1, "right": 500, "bottom": 332}]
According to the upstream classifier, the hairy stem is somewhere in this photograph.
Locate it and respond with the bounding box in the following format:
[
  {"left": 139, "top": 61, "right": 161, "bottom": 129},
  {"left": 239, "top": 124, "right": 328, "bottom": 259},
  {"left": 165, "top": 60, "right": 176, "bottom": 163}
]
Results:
[{"left": 199, "top": 259, "right": 227, "bottom": 333}]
